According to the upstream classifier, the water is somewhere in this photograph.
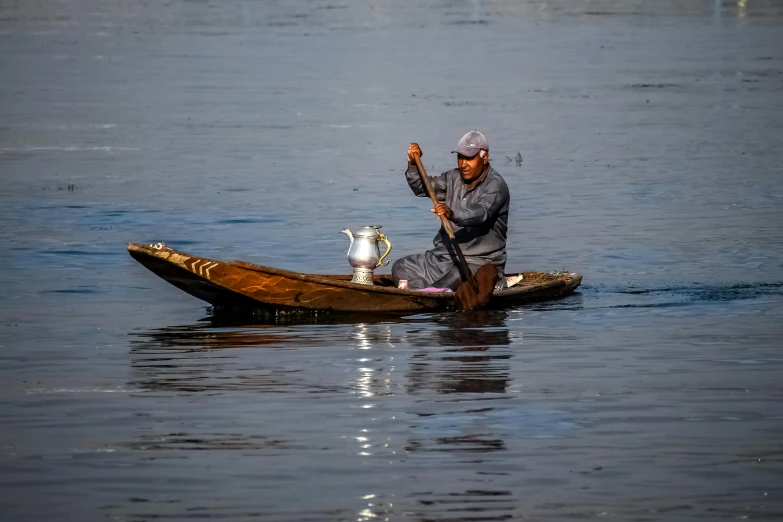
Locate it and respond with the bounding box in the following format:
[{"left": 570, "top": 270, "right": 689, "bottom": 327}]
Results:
[{"left": 1, "top": 1, "right": 783, "bottom": 520}]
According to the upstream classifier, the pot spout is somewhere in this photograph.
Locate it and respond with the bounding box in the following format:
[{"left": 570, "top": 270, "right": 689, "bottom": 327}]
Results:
[{"left": 340, "top": 228, "right": 354, "bottom": 249}]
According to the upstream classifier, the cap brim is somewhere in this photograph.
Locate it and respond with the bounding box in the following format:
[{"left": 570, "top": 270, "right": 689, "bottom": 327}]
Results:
[{"left": 452, "top": 147, "right": 482, "bottom": 157}]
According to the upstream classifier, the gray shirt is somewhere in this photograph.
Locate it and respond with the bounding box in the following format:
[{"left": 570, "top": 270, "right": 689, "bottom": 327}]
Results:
[{"left": 405, "top": 164, "right": 510, "bottom": 269}]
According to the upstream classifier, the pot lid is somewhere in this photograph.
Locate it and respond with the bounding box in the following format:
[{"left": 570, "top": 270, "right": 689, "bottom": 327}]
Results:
[{"left": 354, "top": 225, "right": 383, "bottom": 238}]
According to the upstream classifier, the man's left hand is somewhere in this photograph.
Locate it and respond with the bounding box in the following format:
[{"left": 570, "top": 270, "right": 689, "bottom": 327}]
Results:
[{"left": 431, "top": 203, "right": 454, "bottom": 221}]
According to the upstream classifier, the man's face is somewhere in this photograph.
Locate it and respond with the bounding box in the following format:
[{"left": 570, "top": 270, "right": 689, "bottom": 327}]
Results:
[{"left": 457, "top": 151, "right": 489, "bottom": 184}]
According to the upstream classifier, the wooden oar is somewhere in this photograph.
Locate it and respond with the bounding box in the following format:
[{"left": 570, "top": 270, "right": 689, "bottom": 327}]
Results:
[{"left": 412, "top": 154, "right": 479, "bottom": 292}]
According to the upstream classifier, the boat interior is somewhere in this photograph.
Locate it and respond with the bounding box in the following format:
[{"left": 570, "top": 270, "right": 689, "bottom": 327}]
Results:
[{"left": 326, "top": 271, "right": 565, "bottom": 289}]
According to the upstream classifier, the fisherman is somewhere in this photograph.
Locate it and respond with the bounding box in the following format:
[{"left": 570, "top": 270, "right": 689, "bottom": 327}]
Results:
[{"left": 392, "top": 130, "right": 510, "bottom": 291}]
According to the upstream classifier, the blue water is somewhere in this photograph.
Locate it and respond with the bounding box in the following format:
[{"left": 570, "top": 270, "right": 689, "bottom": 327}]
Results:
[{"left": 1, "top": 1, "right": 783, "bottom": 520}]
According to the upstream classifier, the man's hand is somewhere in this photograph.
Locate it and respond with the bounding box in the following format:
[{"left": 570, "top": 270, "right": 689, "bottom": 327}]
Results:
[
  {"left": 407, "top": 142, "right": 423, "bottom": 166},
  {"left": 431, "top": 202, "right": 454, "bottom": 221}
]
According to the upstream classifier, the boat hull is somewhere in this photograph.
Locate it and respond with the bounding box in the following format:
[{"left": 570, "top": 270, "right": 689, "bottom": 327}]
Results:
[{"left": 128, "top": 243, "right": 582, "bottom": 313}]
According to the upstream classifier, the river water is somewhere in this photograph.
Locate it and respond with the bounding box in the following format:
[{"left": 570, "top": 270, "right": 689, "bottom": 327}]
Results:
[{"left": 1, "top": 1, "right": 782, "bottom": 520}]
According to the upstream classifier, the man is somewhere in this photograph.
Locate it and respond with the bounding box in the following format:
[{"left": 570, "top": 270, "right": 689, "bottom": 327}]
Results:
[{"left": 392, "top": 130, "right": 510, "bottom": 290}]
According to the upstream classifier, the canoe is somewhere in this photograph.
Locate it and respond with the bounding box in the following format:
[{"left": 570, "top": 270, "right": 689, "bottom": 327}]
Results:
[{"left": 128, "top": 242, "right": 582, "bottom": 314}]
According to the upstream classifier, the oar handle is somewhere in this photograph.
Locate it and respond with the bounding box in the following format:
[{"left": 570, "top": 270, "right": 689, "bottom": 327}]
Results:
[{"left": 411, "top": 153, "right": 478, "bottom": 292}]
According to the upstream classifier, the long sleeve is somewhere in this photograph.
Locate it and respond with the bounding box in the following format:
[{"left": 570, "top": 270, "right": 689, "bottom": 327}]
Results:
[
  {"left": 405, "top": 165, "right": 449, "bottom": 200},
  {"left": 399, "top": 165, "right": 509, "bottom": 269},
  {"left": 450, "top": 178, "right": 509, "bottom": 227}
]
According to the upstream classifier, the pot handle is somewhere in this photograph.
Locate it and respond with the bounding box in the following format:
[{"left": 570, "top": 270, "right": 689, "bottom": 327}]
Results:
[{"left": 376, "top": 233, "right": 392, "bottom": 267}]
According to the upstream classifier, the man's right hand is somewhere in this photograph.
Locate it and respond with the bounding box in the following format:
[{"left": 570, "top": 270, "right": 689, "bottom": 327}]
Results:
[{"left": 407, "top": 143, "right": 423, "bottom": 166}]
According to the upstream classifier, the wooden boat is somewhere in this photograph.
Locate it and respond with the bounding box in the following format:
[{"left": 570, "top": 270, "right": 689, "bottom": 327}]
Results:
[{"left": 128, "top": 243, "right": 582, "bottom": 314}]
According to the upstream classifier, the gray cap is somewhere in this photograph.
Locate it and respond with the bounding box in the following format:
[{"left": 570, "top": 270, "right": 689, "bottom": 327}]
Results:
[{"left": 452, "top": 130, "right": 489, "bottom": 157}]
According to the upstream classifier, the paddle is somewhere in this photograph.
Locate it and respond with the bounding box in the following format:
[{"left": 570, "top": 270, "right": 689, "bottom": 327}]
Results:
[{"left": 411, "top": 153, "right": 479, "bottom": 293}]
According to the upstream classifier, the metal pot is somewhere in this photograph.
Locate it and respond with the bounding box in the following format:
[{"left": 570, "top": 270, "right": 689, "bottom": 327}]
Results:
[{"left": 340, "top": 226, "right": 392, "bottom": 285}]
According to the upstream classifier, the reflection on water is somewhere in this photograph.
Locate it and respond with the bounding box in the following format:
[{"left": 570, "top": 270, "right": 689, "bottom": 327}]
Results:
[
  {"left": 125, "top": 313, "right": 540, "bottom": 519},
  {"left": 125, "top": 432, "right": 299, "bottom": 452},
  {"left": 129, "top": 312, "right": 516, "bottom": 399},
  {"left": 407, "top": 311, "right": 512, "bottom": 396},
  {"left": 130, "top": 323, "right": 338, "bottom": 393}
]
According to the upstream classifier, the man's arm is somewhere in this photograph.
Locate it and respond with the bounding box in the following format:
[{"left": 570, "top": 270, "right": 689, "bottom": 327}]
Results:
[
  {"left": 449, "top": 179, "right": 508, "bottom": 227},
  {"left": 405, "top": 142, "right": 448, "bottom": 199},
  {"left": 405, "top": 165, "right": 448, "bottom": 199}
]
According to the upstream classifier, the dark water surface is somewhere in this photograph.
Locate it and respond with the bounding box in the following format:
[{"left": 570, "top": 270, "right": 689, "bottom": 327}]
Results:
[{"left": 2, "top": 1, "right": 783, "bottom": 520}]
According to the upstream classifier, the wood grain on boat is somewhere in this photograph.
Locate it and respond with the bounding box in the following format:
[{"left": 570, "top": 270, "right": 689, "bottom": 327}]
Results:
[{"left": 128, "top": 243, "right": 582, "bottom": 313}]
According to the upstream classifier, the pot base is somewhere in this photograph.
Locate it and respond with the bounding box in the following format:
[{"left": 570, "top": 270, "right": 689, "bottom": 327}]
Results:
[{"left": 350, "top": 267, "right": 375, "bottom": 285}]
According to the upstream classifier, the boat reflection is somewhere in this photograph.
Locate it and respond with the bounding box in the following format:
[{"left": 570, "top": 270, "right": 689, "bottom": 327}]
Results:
[
  {"left": 207, "top": 306, "right": 414, "bottom": 326},
  {"left": 127, "top": 313, "right": 418, "bottom": 394},
  {"left": 129, "top": 323, "right": 306, "bottom": 352},
  {"left": 128, "top": 323, "right": 334, "bottom": 393},
  {"left": 129, "top": 311, "right": 419, "bottom": 353}
]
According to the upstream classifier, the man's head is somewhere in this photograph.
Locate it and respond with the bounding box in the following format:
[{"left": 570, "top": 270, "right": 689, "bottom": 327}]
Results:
[{"left": 453, "top": 130, "right": 489, "bottom": 184}]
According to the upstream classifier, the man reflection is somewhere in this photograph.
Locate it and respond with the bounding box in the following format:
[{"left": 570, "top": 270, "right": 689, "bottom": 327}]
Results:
[
  {"left": 402, "top": 309, "right": 517, "bottom": 522},
  {"left": 406, "top": 310, "right": 511, "bottom": 395}
]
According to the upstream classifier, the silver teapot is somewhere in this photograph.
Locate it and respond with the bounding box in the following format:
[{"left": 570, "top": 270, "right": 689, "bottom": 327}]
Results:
[{"left": 340, "top": 225, "right": 392, "bottom": 285}]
